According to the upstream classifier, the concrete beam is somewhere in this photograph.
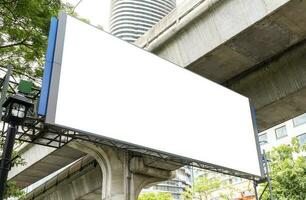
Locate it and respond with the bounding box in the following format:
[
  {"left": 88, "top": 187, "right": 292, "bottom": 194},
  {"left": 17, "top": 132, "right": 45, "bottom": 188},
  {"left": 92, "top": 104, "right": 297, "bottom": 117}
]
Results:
[
  {"left": 226, "top": 40, "right": 306, "bottom": 131},
  {"left": 136, "top": 0, "right": 306, "bottom": 82},
  {"left": 187, "top": 0, "right": 306, "bottom": 82},
  {"left": 129, "top": 157, "right": 175, "bottom": 180},
  {"left": 26, "top": 159, "right": 102, "bottom": 200},
  {"left": 9, "top": 144, "right": 85, "bottom": 188}
]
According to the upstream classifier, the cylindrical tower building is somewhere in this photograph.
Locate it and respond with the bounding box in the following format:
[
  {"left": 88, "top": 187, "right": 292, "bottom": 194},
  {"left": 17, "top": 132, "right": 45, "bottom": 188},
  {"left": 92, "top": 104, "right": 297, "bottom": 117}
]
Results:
[{"left": 110, "top": 0, "right": 176, "bottom": 43}]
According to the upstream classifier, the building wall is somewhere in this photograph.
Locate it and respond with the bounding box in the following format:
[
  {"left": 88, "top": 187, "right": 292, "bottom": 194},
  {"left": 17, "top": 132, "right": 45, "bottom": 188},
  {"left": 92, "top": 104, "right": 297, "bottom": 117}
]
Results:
[
  {"left": 110, "top": 0, "right": 176, "bottom": 42},
  {"left": 258, "top": 113, "right": 306, "bottom": 151}
]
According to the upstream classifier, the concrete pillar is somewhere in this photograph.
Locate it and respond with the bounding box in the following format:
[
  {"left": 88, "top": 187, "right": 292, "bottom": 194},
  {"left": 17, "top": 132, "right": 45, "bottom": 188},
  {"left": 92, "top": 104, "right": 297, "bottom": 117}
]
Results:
[{"left": 68, "top": 140, "right": 174, "bottom": 200}]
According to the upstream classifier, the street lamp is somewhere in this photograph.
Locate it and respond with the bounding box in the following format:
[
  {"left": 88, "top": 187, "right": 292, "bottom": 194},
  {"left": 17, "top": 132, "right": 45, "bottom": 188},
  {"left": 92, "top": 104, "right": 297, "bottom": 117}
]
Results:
[
  {"left": 0, "top": 94, "right": 33, "bottom": 199},
  {"left": 2, "top": 94, "right": 32, "bottom": 125}
]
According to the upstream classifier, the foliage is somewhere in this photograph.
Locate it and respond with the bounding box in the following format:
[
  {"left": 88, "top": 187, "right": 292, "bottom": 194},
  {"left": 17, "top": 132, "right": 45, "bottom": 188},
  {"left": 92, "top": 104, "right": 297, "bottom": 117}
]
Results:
[
  {"left": 260, "top": 138, "right": 306, "bottom": 200},
  {"left": 0, "top": 0, "right": 68, "bottom": 78},
  {"left": 4, "top": 181, "right": 25, "bottom": 199},
  {"left": 0, "top": 0, "right": 67, "bottom": 198},
  {"left": 182, "top": 176, "right": 222, "bottom": 200},
  {"left": 218, "top": 184, "right": 238, "bottom": 200},
  {"left": 138, "top": 192, "right": 173, "bottom": 200},
  {"left": 182, "top": 186, "right": 193, "bottom": 200}
]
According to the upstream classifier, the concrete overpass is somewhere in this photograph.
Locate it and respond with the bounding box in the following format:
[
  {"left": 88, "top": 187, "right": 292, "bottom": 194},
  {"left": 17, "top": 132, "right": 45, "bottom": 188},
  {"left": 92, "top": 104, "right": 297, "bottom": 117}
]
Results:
[
  {"left": 8, "top": 0, "right": 306, "bottom": 199},
  {"left": 8, "top": 144, "right": 85, "bottom": 188},
  {"left": 24, "top": 156, "right": 102, "bottom": 200},
  {"left": 135, "top": 0, "right": 306, "bottom": 131}
]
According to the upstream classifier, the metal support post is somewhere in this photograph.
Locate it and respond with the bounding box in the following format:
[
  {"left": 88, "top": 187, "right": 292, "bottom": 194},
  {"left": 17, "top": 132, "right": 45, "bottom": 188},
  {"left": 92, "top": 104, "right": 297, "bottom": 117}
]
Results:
[
  {"left": 0, "top": 65, "right": 12, "bottom": 121},
  {"left": 262, "top": 150, "right": 273, "bottom": 200},
  {"left": 254, "top": 181, "right": 259, "bottom": 200},
  {"left": 0, "top": 125, "right": 17, "bottom": 199}
]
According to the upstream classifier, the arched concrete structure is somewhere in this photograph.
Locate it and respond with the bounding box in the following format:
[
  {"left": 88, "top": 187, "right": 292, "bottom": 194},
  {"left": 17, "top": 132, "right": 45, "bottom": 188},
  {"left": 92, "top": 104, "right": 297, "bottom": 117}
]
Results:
[
  {"left": 68, "top": 140, "right": 176, "bottom": 200},
  {"left": 27, "top": 163, "right": 102, "bottom": 200},
  {"left": 25, "top": 141, "right": 176, "bottom": 200}
]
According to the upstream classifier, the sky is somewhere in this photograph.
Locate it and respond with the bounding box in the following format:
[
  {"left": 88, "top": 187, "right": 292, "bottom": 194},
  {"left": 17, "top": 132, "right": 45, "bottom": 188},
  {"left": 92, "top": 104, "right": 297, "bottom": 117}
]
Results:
[{"left": 63, "top": 0, "right": 184, "bottom": 31}]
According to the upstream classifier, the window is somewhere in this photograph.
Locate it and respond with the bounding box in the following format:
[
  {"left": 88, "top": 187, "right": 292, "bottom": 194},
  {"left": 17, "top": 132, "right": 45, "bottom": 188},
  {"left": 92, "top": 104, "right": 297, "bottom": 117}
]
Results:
[
  {"left": 293, "top": 113, "right": 306, "bottom": 127},
  {"left": 297, "top": 133, "right": 306, "bottom": 146},
  {"left": 259, "top": 133, "right": 268, "bottom": 145},
  {"left": 275, "top": 126, "right": 287, "bottom": 139}
]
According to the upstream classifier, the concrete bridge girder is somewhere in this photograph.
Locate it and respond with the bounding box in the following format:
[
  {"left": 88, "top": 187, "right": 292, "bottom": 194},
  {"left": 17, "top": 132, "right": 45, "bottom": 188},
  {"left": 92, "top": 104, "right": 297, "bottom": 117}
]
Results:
[
  {"left": 137, "top": 0, "right": 306, "bottom": 82},
  {"left": 227, "top": 40, "right": 306, "bottom": 131},
  {"left": 8, "top": 144, "right": 86, "bottom": 188},
  {"left": 27, "top": 163, "right": 103, "bottom": 200}
]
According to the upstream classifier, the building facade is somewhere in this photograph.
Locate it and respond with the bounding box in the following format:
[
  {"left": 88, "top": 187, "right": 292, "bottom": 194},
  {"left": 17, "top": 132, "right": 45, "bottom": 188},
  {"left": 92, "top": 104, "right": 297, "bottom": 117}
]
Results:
[
  {"left": 258, "top": 113, "right": 306, "bottom": 151},
  {"left": 110, "top": 0, "right": 176, "bottom": 42}
]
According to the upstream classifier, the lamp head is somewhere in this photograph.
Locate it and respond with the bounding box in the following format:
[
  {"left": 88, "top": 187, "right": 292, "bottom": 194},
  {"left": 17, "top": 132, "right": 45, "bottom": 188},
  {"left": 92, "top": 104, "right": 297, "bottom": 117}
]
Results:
[{"left": 2, "top": 94, "right": 33, "bottom": 125}]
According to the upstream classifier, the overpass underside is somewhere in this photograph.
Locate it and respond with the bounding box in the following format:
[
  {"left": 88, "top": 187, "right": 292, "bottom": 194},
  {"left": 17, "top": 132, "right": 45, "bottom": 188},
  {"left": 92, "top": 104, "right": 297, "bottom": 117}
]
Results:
[
  {"left": 25, "top": 156, "right": 102, "bottom": 200},
  {"left": 136, "top": 0, "right": 306, "bottom": 131}
]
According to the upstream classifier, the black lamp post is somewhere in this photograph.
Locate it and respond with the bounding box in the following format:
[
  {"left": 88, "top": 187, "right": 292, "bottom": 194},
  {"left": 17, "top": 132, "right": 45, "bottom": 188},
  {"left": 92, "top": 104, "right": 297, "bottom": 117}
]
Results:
[{"left": 0, "top": 94, "right": 32, "bottom": 199}]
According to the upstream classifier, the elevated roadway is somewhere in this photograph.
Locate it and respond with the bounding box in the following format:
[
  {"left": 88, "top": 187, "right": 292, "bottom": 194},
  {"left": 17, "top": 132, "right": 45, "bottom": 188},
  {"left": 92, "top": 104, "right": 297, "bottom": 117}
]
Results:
[{"left": 8, "top": 144, "right": 85, "bottom": 188}]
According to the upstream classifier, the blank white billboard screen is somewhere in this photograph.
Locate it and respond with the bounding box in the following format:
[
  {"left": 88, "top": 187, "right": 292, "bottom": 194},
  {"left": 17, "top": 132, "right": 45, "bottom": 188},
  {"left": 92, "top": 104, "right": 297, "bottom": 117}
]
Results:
[{"left": 47, "top": 14, "right": 262, "bottom": 177}]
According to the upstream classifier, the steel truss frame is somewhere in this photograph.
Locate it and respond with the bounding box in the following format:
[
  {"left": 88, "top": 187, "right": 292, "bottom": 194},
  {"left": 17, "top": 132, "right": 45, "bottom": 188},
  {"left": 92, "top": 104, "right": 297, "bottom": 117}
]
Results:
[{"left": 1, "top": 117, "right": 263, "bottom": 182}]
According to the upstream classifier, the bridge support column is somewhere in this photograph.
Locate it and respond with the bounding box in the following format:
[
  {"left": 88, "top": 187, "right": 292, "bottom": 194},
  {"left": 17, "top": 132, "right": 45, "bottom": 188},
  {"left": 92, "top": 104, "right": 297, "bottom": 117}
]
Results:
[{"left": 68, "top": 141, "right": 174, "bottom": 200}]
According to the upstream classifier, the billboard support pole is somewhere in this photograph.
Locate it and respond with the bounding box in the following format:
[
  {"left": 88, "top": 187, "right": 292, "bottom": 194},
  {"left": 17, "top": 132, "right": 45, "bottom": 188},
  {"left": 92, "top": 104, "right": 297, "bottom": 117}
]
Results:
[
  {"left": 255, "top": 149, "right": 273, "bottom": 200},
  {"left": 262, "top": 150, "right": 273, "bottom": 200},
  {"left": 253, "top": 181, "right": 259, "bottom": 200}
]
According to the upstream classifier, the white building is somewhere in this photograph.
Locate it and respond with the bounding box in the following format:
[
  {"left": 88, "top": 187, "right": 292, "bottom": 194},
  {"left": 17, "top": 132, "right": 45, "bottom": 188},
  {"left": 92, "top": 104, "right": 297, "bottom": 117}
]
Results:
[
  {"left": 258, "top": 113, "right": 306, "bottom": 151},
  {"left": 110, "top": 0, "right": 176, "bottom": 42}
]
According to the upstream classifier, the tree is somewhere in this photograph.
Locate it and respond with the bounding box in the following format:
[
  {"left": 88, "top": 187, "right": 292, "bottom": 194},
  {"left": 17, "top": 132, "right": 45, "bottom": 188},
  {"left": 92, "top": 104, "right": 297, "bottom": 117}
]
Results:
[
  {"left": 0, "top": 0, "right": 73, "bottom": 78},
  {"left": 0, "top": 0, "right": 68, "bottom": 198},
  {"left": 260, "top": 138, "right": 306, "bottom": 200},
  {"left": 218, "top": 184, "right": 239, "bottom": 200},
  {"left": 138, "top": 192, "right": 173, "bottom": 200},
  {"left": 4, "top": 180, "right": 25, "bottom": 199},
  {"left": 182, "top": 176, "right": 222, "bottom": 200}
]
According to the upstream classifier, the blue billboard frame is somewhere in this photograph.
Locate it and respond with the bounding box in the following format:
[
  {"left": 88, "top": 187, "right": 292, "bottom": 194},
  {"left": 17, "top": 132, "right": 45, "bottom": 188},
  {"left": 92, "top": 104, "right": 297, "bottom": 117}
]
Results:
[{"left": 38, "top": 17, "right": 58, "bottom": 116}]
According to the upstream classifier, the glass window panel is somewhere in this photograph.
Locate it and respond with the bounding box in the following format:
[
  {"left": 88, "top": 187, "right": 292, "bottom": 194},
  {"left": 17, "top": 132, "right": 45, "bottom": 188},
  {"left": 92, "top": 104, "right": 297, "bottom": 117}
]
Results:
[
  {"left": 297, "top": 133, "right": 306, "bottom": 146},
  {"left": 275, "top": 126, "right": 287, "bottom": 139},
  {"left": 293, "top": 113, "right": 306, "bottom": 127},
  {"left": 259, "top": 133, "right": 268, "bottom": 144}
]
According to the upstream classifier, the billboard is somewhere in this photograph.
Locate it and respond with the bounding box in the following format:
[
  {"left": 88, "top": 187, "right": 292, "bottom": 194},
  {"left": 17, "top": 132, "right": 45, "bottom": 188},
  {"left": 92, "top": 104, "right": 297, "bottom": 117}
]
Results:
[{"left": 39, "top": 13, "right": 263, "bottom": 178}]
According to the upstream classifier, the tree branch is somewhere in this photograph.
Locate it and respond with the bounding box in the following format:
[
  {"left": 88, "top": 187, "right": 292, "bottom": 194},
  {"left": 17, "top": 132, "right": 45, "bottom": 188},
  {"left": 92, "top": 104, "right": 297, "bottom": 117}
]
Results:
[
  {"left": 0, "top": 0, "right": 18, "bottom": 5},
  {"left": 0, "top": 38, "right": 27, "bottom": 49}
]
